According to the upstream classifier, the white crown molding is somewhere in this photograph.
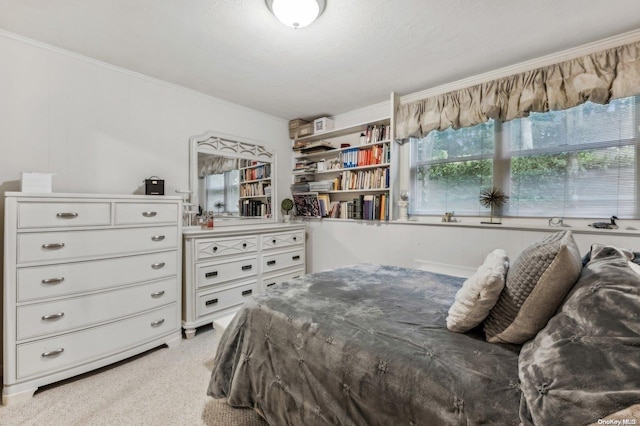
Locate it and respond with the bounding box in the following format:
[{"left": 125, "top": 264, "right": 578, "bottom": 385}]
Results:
[
  {"left": 0, "top": 29, "right": 287, "bottom": 124},
  {"left": 400, "top": 28, "right": 640, "bottom": 105}
]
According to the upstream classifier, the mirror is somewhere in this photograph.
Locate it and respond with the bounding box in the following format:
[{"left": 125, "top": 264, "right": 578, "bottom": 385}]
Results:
[{"left": 188, "top": 131, "right": 276, "bottom": 226}]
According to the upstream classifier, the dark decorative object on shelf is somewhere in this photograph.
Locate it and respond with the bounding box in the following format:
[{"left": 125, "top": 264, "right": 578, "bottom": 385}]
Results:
[
  {"left": 479, "top": 187, "right": 509, "bottom": 224},
  {"left": 589, "top": 216, "right": 619, "bottom": 229}
]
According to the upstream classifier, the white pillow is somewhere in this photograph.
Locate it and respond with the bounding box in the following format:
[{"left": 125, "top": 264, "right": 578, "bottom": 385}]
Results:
[{"left": 446, "top": 249, "right": 509, "bottom": 333}]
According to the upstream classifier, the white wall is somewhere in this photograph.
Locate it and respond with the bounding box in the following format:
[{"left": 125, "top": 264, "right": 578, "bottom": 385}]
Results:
[
  {"left": 305, "top": 220, "right": 640, "bottom": 276},
  {"left": 0, "top": 32, "right": 291, "bottom": 199}
]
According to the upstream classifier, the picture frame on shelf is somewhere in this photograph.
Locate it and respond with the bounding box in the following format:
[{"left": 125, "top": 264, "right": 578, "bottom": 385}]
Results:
[{"left": 293, "top": 192, "right": 322, "bottom": 218}]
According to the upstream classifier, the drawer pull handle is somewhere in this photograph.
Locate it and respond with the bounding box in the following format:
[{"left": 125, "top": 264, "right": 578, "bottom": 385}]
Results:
[
  {"left": 267, "top": 260, "right": 276, "bottom": 266},
  {"left": 205, "top": 271, "right": 218, "bottom": 278},
  {"left": 242, "top": 265, "right": 253, "bottom": 271},
  {"left": 292, "top": 255, "right": 301, "bottom": 261},
  {"left": 293, "top": 276, "right": 300, "bottom": 279},
  {"left": 150, "top": 319, "right": 165, "bottom": 327},
  {"left": 266, "top": 282, "right": 276, "bottom": 287},
  {"left": 293, "top": 236, "right": 297, "bottom": 241},
  {"left": 242, "top": 289, "right": 253, "bottom": 296},
  {"left": 42, "top": 243, "right": 65, "bottom": 250},
  {"left": 56, "top": 212, "right": 78, "bottom": 219},
  {"left": 151, "top": 235, "right": 165, "bottom": 241},
  {"left": 42, "top": 348, "right": 64, "bottom": 358},
  {"left": 142, "top": 211, "right": 157, "bottom": 217},
  {"left": 206, "top": 298, "right": 219, "bottom": 306},
  {"left": 42, "top": 277, "right": 65, "bottom": 285},
  {"left": 151, "top": 291, "right": 165, "bottom": 298},
  {"left": 242, "top": 243, "right": 247, "bottom": 248},
  {"left": 272, "top": 239, "right": 276, "bottom": 244},
  {"left": 213, "top": 246, "right": 218, "bottom": 252},
  {"left": 42, "top": 312, "right": 64, "bottom": 321},
  {"left": 151, "top": 262, "right": 166, "bottom": 269}
]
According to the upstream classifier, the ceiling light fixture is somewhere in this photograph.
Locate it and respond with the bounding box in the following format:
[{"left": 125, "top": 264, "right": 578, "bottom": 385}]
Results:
[{"left": 266, "top": 0, "right": 326, "bottom": 29}]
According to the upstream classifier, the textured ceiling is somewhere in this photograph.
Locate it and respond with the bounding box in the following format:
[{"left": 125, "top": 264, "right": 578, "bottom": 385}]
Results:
[{"left": 1, "top": 1, "right": 640, "bottom": 120}]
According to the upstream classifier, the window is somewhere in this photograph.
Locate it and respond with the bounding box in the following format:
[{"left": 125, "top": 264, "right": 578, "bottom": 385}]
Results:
[
  {"left": 410, "top": 95, "right": 639, "bottom": 218},
  {"left": 205, "top": 170, "right": 239, "bottom": 214}
]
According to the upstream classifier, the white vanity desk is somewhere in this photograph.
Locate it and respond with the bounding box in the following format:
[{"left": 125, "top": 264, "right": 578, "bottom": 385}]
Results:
[{"left": 182, "top": 222, "right": 306, "bottom": 338}]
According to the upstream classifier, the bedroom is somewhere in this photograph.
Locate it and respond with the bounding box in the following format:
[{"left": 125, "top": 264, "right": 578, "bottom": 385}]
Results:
[{"left": 1, "top": 0, "right": 640, "bottom": 424}]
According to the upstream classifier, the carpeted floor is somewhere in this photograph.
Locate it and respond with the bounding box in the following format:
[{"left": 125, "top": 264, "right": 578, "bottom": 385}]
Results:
[{"left": 0, "top": 325, "right": 268, "bottom": 426}]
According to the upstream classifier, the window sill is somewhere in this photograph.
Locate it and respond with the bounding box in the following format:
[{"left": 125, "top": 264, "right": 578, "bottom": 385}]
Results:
[{"left": 391, "top": 216, "right": 640, "bottom": 236}]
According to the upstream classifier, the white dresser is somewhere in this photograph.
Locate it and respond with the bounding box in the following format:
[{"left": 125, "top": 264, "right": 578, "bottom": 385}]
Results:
[
  {"left": 182, "top": 223, "right": 306, "bottom": 338},
  {"left": 3, "top": 192, "right": 183, "bottom": 404}
]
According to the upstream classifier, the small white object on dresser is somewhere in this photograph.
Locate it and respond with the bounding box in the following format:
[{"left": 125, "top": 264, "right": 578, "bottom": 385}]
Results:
[
  {"left": 182, "top": 223, "right": 306, "bottom": 338},
  {"left": 3, "top": 192, "right": 183, "bottom": 404}
]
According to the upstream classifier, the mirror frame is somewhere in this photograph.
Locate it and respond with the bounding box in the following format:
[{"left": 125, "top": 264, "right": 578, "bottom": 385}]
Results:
[{"left": 189, "top": 130, "right": 277, "bottom": 226}]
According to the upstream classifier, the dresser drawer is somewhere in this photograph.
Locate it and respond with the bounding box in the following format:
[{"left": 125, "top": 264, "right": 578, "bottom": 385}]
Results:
[
  {"left": 196, "top": 236, "right": 258, "bottom": 260},
  {"left": 262, "top": 248, "right": 305, "bottom": 273},
  {"left": 17, "top": 251, "right": 177, "bottom": 302},
  {"left": 114, "top": 202, "right": 179, "bottom": 225},
  {"left": 16, "top": 304, "right": 177, "bottom": 379},
  {"left": 17, "top": 226, "right": 178, "bottom": 263},
  {"left": 196, "top": 282, "right": 257, "bottom": 318},
  {"left": 261, "top": 230, "right": 305, "bottom": 250},
  {"left": 196, "top": 255, "right": 257, "bottom": 289},
  {"left": 18, "top": 202, "right": 111, "bottom": 229},
  {"left": 262, "top": 268, "right": 305, "bottom": 291},
  {"left": 17, "top": 277, "right": 177, "bottom": 340}
]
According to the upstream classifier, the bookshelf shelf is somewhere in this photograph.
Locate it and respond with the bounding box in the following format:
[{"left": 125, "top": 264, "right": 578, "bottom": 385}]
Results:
[
  {"left": 321, "top": 189, "right": 389, "bottom": 194},
  {"left": 240, "top": 177, "right": 271, "bottom": 184},
  {"left": 295, "top": 118, "right": 390, "bottom": 143},
  {"left": 315, "top": 163, "right": 390, "bottom": 174}
]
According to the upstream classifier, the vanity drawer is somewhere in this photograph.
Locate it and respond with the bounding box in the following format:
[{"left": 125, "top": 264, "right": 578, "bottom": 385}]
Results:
[
  {"left": 18, "top": 202, "right": 111, "bottom": 229},
  {"left": 17, "top": 277, "right": 177, "bottom": 340},
  {"left": 17, "top": 226, "right": 178, "bottom": 264},
  {"left": 261, "top": 230, "right": 305, "bottom": 250},
  {"left": 16, "top": 304, "right": 177, "bottom": 379},
  {"left": 114, "top": 203, "right": 179, "bottom": 225},
  {"left": 196, "top": 236, "right": 258, "bottom": 260},
  {"left": 17, "top": 251, "right": 177, "bottom": 302},
  {"left": 262, "top": 268, "right": 305, "bottom": 291},
  {"left": 196, "top": 282, "right": 257, "bottom": 318},
  {"left": 196, "top": 255, "right": 257, "bottom": 289},
  {"left": 262, "top": 248, "right": 305, "bottom": 273}
]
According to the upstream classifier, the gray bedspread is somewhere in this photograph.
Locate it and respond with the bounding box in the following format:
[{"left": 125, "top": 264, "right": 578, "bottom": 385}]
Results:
[{"left": 208, "top": 264, "right": 522, "bottom": 425}]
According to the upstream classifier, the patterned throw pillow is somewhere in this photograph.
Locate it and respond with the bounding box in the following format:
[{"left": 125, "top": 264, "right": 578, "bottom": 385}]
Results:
[
  {"left": 446, "top": 249, "right": 509, "bottom": 333},
  {"left": 483, "top": 230, "right": 582, "bottom": 344}
]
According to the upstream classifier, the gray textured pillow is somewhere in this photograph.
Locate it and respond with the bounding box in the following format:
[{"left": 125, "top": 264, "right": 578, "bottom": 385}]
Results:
[
  {"left": 446, "top": 249, "right": 509, "bottom": 333},
  {"left": 519, "top": 244, "right": 640, "bottom": 425},
  {"left": 483, "top": 230, "right": 582, "bottom": 344}
]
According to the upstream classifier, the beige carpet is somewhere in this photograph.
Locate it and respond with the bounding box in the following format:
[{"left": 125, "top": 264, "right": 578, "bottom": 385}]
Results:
[{"left": 0, "top": 325, "right": 268, "bottom": 426}]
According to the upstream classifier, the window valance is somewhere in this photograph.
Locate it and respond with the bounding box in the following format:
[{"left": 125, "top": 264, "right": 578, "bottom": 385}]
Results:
[
  {"left": 198, "top": 154, "right": 238, "bottom": 177},
  {"left": 396, "top": 41, "right": 640, "bottom": 140}
]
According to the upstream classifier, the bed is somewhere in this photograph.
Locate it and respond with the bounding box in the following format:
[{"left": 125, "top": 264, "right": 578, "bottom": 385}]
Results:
[{"left": 208, "top": 232, "right": 640, "bottom": 425}]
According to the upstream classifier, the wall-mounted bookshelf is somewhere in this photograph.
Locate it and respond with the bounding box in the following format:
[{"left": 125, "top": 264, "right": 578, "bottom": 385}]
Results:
[{"left": 291, "top": 118, "right": 393, "bottom": 221}]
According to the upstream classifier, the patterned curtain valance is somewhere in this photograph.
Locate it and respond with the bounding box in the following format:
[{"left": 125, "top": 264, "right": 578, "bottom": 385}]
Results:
[{"left": 396, "top": 41, "right": 640, "bottom": 140}]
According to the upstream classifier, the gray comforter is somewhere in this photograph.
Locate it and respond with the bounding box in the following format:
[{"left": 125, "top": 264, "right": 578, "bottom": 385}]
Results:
[{"left": 208, "top": 264, "right": 522, "bottom": 425}]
